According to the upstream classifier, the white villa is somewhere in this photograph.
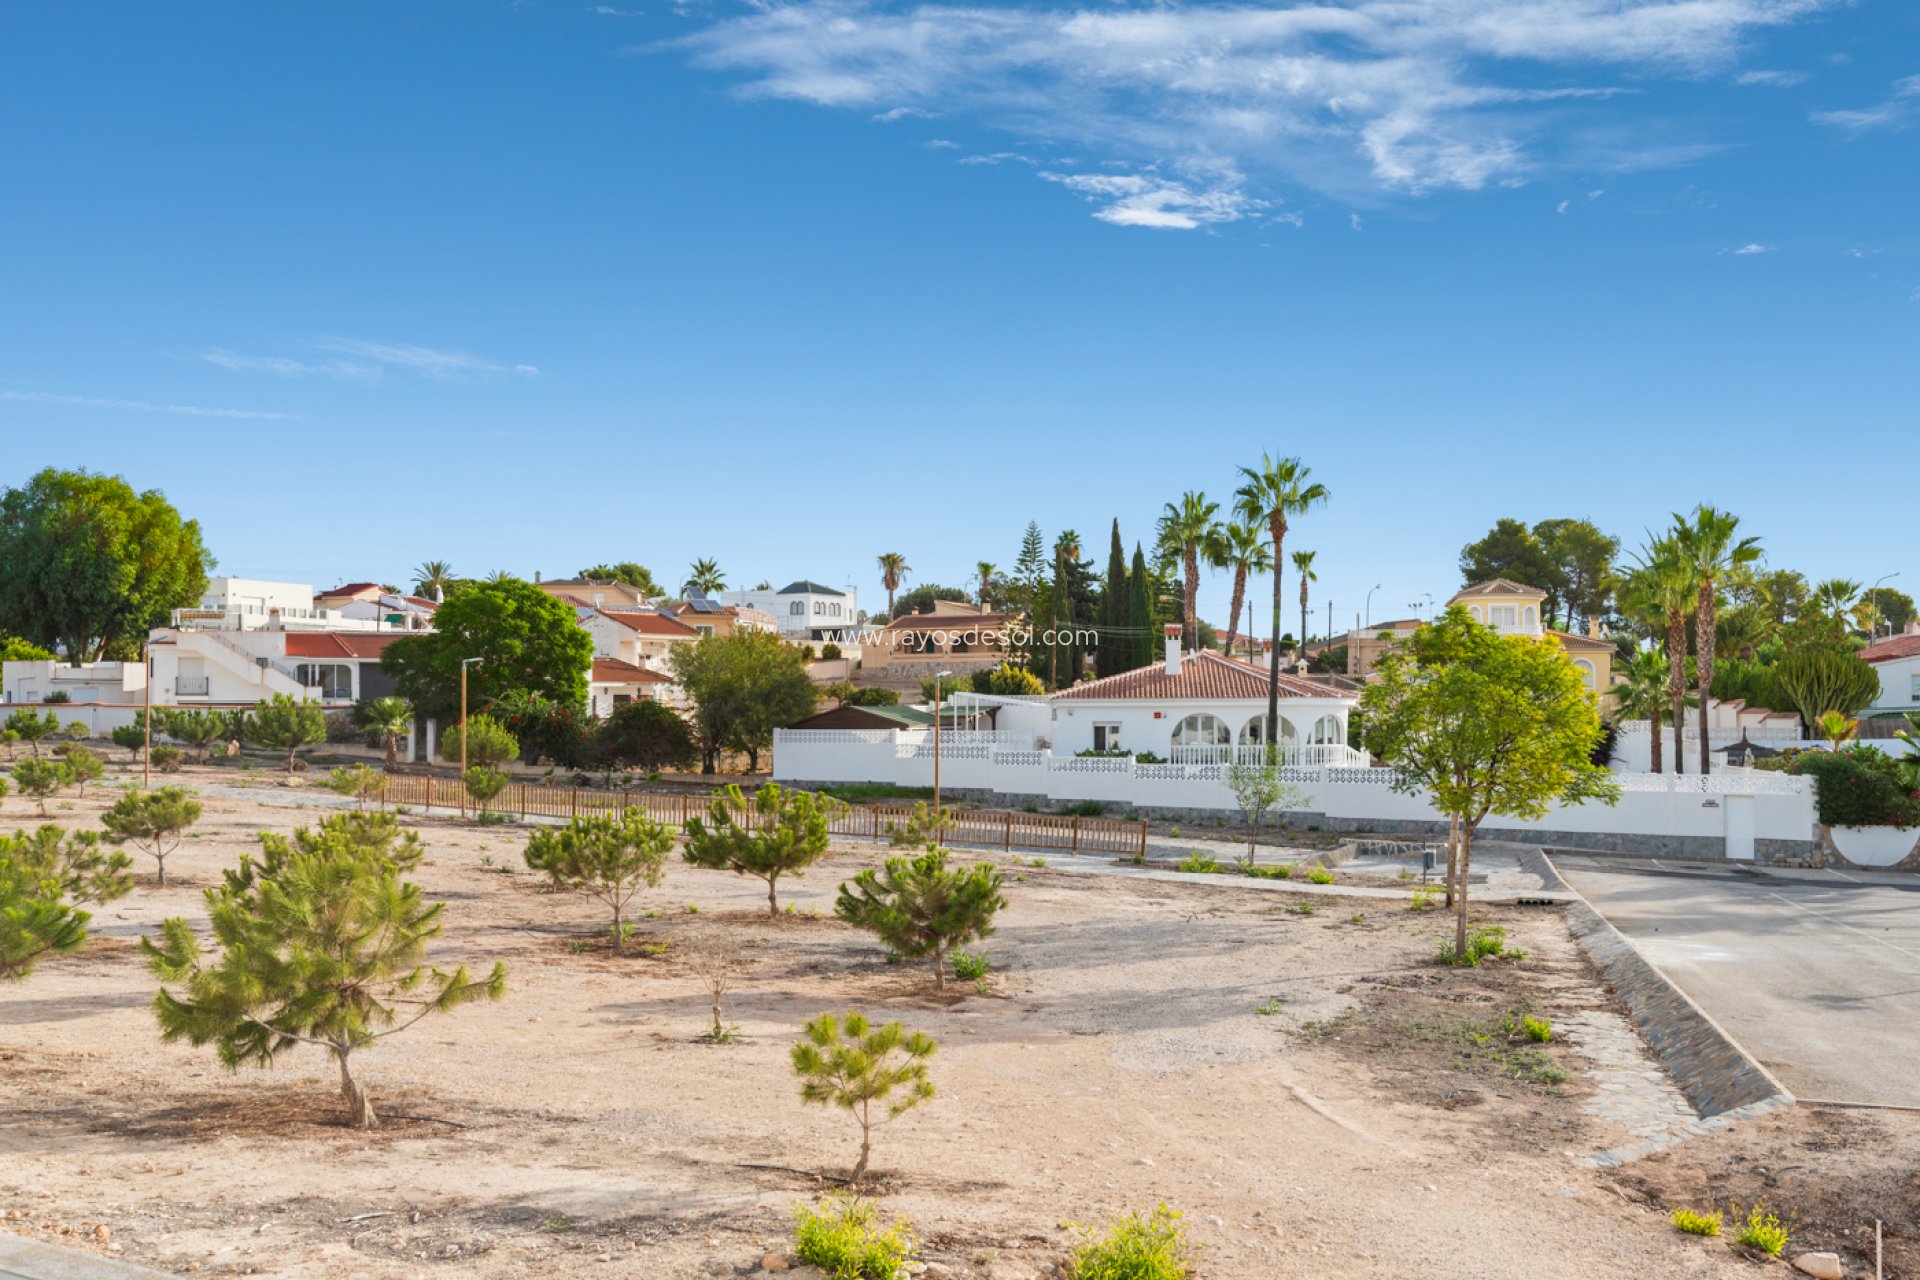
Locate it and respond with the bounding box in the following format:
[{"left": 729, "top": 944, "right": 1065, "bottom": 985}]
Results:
[{"left": 720, "top": 580, "right": 860, "bottom": 643}]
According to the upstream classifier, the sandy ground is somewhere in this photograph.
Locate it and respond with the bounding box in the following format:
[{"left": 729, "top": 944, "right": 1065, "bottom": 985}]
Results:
[{"left": 0, "top": 766, "right": 1876, "bottom": 1278}]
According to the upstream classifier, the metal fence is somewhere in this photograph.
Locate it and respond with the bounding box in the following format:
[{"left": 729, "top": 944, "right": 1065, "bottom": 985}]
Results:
[{"left": 379, "top": 774, "right": 1148, "bottom": 858}]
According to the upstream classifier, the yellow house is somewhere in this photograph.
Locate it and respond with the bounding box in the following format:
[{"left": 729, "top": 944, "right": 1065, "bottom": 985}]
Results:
[{"left": 1345, "top": 578, "right": 1616, "bottom": 702}]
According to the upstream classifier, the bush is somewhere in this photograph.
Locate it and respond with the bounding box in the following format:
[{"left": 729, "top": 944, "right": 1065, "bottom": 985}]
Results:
[
  {"left": 1732, "top": 1204, "right": 1789, "bottom": 1256},
  {"left": 592, "top": 699, "right": 696, "bottom": 772},
  {"left": 1303, "top": 863, "right": 1335, "bottom": 885},
  {"left": 950, "top": 951, "right": 990, "bottom": 981},
  {"left": 1790, "top": 747, "right": 1920, "bottom": 828},
  {"left": 463, "top": 766, "right": 511, "bottom": 811},
  {"left": 1409, "top": 884, "right": 1439, "bottom": 911},
  {"left": 820, "top": 642, "right": 843, "bottom": 661},
  {"left": 247, "top": 694, "right": 328, "bottom": 770},
  {"left": 791, "top": 1194, "right": 916, "bottom": 1280},
  {"left": 1058, "top": 800, "right": 1104, "bottom": 817},
  {"left": 1669, "top": 1207, "right": 1721, "bottom": 1237},
  {"left": 835, "top": 848, "right": 1005, "bottom": 989},
  {"left": 845, "top": 687, "right": 899, "bottom": 707},
  {"left": 1438, "top": 924, "right": 1511, "bottom": 966},
  {"left": 326, "top": 764, "right": 388, "bottom": 808},
  {"left": 151, "top": 745, "right": 185, "bottom": 772},
  {"left": 1175, "top": 852, "right": 1220, "bottom": 874},
  {"left": 63, "top": 746, "right": 104, "bottom": 793},
  {"left": 110, "top": 723, "right": 146, "bottom": 759},
  {"left": 485, "top": 691, "right": 588, "bottom": 769},
  {"left": 12, "top": 759, "right": 70, "bottom": 815},
  {"left": 440, "top": 714, "right": 520, "bottom": 770},
  {"left": 1522, "top": 1014, "right": 1552, "bottom": 1043},
  {"left": 1064, "top": 1203, "right": 1194, "bottom": 1280}
]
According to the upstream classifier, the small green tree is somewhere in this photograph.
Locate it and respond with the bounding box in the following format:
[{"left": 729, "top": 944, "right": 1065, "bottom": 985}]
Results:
[
  {"left": 64, "top": 719, "right": 91, "bottom": 742},
  {"left": 684, "top": 784, "right": 836, "bottom": 915},
  {"left": 835, "top": 848, "right": 1006, "bottom": 989},
  {"left": 247, "top": 695, "right": 327, "bottom": 770},
  {"left": 440, "top": 713, "right": 519, "bottom": 769},
  {"left": 2, "top": 825, "right": 134, "bottom": 908},
  {"left": 162, "top": 708, "right": 228, "bottom": 762},
  {"left": 791, "top": 1010, "right": 936, "bottom": 1183},
  {"left": 13, "top": 758, "right": 71, "bottom": 815},
  {"left": 0, "top": 775, "right": 8, "bottom": 809},
  {"left": 462, "top": 766, "right": 511, "bottom": 813},
  {"left": 1362, "top": 607, "right": 1619, "bottom": 962},
  {"left": 6, "top": 708, "right": 61, "bottom": 758},
  {"left": 325, "top": 764, "right": 388, "bottom": 809},
  {"left": 1, "top": 728, "right": 19, "bottom": 760},
  {"left": 351, "top": 696, "right": 414, "bottom": 770},
  {"left": 592, "top": 700, "right": 696, "bottom": 772},
  {"left": 143, "top": 830, "right": 507, "bottom": 1127},
  {"left": 62, "top": 745, "right": 104, "bottom": 795},
  {"left": 110, "top": 722, "right": 146, "bottom": 761},
  {"left": 234, "top": 811, "right": 424, "bottom": 888},
  {"left": 101, "top": 787, "right": 203, "bottom": 886},
  {"left": 1223, "top": 748, "right": 1311, "bottom": 864},
  {"left": 883, "top": 801, "right": 953, "bottom": 849},
  {"left": 979, "top": 662, "right": 1046, "bottom": 697},
  {"left": 523, "top": 808, "right": 673, "bottom": 950},
  {"left": 1, "top": 843, "right": 95, "bottom": 981}
]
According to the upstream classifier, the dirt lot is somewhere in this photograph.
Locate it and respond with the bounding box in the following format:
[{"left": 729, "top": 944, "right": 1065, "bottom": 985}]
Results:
[{"left": 1, "top": 766, "right": 1906, "bottom": 1278}]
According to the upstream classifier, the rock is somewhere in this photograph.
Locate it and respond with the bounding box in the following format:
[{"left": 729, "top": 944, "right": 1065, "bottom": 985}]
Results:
[
  {"left": 761, "top": 1253, "right": 790, "bottom": 1272},
  {"left": 1792, "top": 1254, "right": 1843, "bottom": 1280}
]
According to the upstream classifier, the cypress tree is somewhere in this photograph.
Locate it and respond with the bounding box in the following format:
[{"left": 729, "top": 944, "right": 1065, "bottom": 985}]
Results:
[
  {"left": 1100, "top": 520, "right": 1127, "bottom": 677},
  {"left": 1127, "top": 543, "right": 1152, "bottom": 670}
]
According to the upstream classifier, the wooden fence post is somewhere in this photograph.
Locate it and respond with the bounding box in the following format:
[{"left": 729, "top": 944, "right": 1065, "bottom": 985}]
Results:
[
  {"left": 1071, "top": 815, "right": 1081, "bottom": 854},
  {"left": 1004, "top": 811, "right": 1012, "bottom": 851},
  {"left": 570, "top": 787, "right": 577, "bottom": 818},
  {"left": 519, "top": 784, "right": 526, "bottom": 821}
]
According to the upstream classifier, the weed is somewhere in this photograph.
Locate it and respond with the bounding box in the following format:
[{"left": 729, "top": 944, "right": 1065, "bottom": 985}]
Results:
[
  {"left": 538, "top": 1214, "right": 577, "bottom": 1234},
  {"left": 1298, "top": 1009, "right": 1358, "bottom": 1039},
  {"left": 1669, "top": 1207, "right": 1722, "bottom": 1237},
  {"left": 1437, "top": 925, "right": 1510, "bottom": 967},
  {"left": 685, "top": 903, "right": 699, "bottom": 914},
  {"left": 1348, "top": 913, "right": 1366, "bottom": 925},
  {"left": 973, "top": 979, "right": 992, "bottom": 996},
  {"left": 568, "top": 939, "right": 590, "bottom": 954},
  {"left": 705, "top": 1023, "right": 743, "bottom": 1044},
  {"left": 641, "top": 941, "right": 670, "bottom": 957},
  {"left": 1169, "top": 825, "right": 1181, "bottom": 837},
  {"left": 1409, "top": 884, "right": 1439, "bottom": 911},
  {"left": 1522, "top": 1015, "right": 1552, "bottom": 1043},
  {"left": 1058, "top": 800, "right": 1104, "bottom": 818},
  {"left": 1176, "top": 851, "right": 1221, "bottom": 874},
  {"left": 476, "top": 810, "right": 513, "bottom": 826},
  {"left": 1503, "top": 1048, "right": 1566, "bottom": 1085},
  {"left": 1030, "top": 857, "right": 1047, "bottom": 868},
  {"left": 951, "top": 951, "right": 990, "bottom": 981},
  {"left": 1063, "top": 1203, "right": 1194, "bottom": 1280},
  {"left": 1015, "top": 874, "right": 1027, "bottom": 882},
  {"left": 1285, "top": 902, "right": 1318, "bottom": 917},
  {"left": 1304, "top": 864, "right": 1335, "bottom": 885},
  {"left": 1239, "top": 862, "right": 1291, "bottom": 880},
  {"left": 1254, "top": 999, "right": 1283, "bottom": 1016},
  {"left": 883, "top": 951, "right": 904, "bottom": 966},
  {"left": 1731, "top": 1204, "right": 1789, "bottom": 1257},
  {"left": 791, "top": 1193, "right": 916, "bottom": 1280},
  {"left": 1396, "top": 867, "right": 1414, "bottom": 880}
]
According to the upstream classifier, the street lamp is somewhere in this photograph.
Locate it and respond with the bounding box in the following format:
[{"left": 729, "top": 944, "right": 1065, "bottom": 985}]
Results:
[
  {"left": 1869, "top": 572, "right": 1902, "bottom": 639},
  {"left": 459, "top": 657, "right": 483, "bottom": 817},
  {"left": 933, "top": 669, "right": 952, "bottom": 818},
  {"left": 142, "top": 641, "right": 153, "bottom": 788},
  {"left": 1364, "top": 584, "right": 1382, "bottom": 629}
]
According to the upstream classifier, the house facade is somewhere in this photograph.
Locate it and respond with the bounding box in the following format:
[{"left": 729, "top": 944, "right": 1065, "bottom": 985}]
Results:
[
  {"left": 144, "top": 626, "right": 401, "bottom": 706},
  {"left": 720, "top": 580, "right": 860, "bottom": 642},
  {"left": 1861, "top": 622, "right": 1920, "bottom": 720},
  {"left": 861, "top": 600, "right": 1017, "bottom": 673},
  {"left": 589, "top": 656, "right": 677, "bottom": 717},
  {"left": 1343, "top": 579, "right": 1617, "bottom": 698}
]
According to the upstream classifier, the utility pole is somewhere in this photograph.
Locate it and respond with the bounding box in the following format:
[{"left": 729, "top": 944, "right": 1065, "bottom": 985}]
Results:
[
  {"left": 933, "top": 669, "right": 951, "bottom": 818},
  {"left": 459, "top": 656, "right": 483, "bottom": 817},
  {"left": 142, "top": 645, "right": 153, "bottom": 788}
]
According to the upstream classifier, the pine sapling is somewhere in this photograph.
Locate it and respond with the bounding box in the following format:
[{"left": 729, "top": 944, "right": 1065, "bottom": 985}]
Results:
[
  {"left": 684, "top": 784, "right": 836, "bottom": 915},
  {"left": 791, "top": 1010, "right": 936, "bottom": 1183},
  {"left": 523, "top": 807, "right": 672, "bottom": 951},
  {"left": 101, "top": 787, "right": 203, "bottom": 885},
  {"left": 13, "top": 759, "right": 71, "bottom": 816},
  {"left": 835, "top": 847, "right": 1006, "bottom": 989}
]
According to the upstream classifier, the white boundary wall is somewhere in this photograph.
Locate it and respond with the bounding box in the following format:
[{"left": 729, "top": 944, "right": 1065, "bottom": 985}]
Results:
[{"left": 773, "top": 730, "right": 1817, "bottom": 858}]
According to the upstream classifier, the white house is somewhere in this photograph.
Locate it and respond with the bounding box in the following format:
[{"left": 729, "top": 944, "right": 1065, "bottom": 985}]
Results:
[
  {"left": 147, "top": 627, "right": 403, "bottom": 706},
  {"left": 2, "top": 659, "right": 146, "bottom": 705},
  {"left": 1862, "top": 622, "right": 1920, "bottom": 719},
  {"left": 1045, "top": 626, "right": 1362, "bottom": 765},
  {"left": 576, "top": 608, "right": 699, "bottom": 709},
  {"left": 589, "top": 657, "right": 677, "bottom": 717},
  {"left": 173, "top": 578, "right": 402, "bottom": 633},
  {"left": 720, "top": 580, "right": 860, "bottom": 642}
]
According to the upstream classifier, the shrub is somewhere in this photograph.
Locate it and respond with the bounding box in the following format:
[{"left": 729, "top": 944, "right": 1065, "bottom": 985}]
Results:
[
  {"left": 1669, "top": 1207, "right": 1721, "bottom": 1237},
  {"left": 835, "top": 848, "right": 1005, "bottom": 989},
  {"left": 1790, "top": 747, "right": 1920, "bottom": 828},
  {"left": 592, "top": 699, "right": 696, "bottom": 772},
  {"left": 5, "top": 708, "right": 62, "bottom": 757},
  {"left": 977, "top": 662, "right": 1046, "bottom": 697},
  {"left": 1239, "top": 862, "right": 1290, "bottom": 880},
  {"left": 463, "top": 766, "right": 511, "bottom": 812},
  {"left": 63, "top": 746, "right": 104, "bottom": 794},
  {"left": 1409, "top": 884, "right": 1439, "bottom": 911},
  {"left": 110, "top": 723, "right": 146, "bottom": 760},
  {"left": 326, "top": 764, "right": 388, "bottom": 808},
  {"left": 1176, "top": 852, "right": 1220, "bottom": 874},
  {"left": 1285, "top": 901, "right": 1317, "bottom": 916},
  {"left": 102, "top": 787, "right": 203, "bottom": 885},
  {"left": 791, "top": 1010, "right": 936, "bottom": 1183},
  {"left": 523, "top": 808, "right": 673, "bottom": 951},
  {"left": 1522, "top": 1015, "right": 1552, "bottom": 1043},
  {"left": 845, "top": 687, "right": 899, "bottom": 707},
  {"left": 1438, "top": 924, "right": 1511, "bottom": 966},
  {"left": 791, "top": 1193, "right": 915, "bottom": 1280},
  {"left": 1732, "top": 1204, "right": 1789, "bottom": 1257},
  {"left": 162, "top": 709, "right": 229, "bottom": 761},
  {"left": 685, "top": 784, "right": 835, "bottom": 915},
  {"left": 882, "top": 801, "right": 952, "bottom": 849},
  {"left": 151, "top": 744, "right": 185, "bottom": 772},
  {"left": 820, "top": 642, "right": 843, "bottom": 661},
  {"left": 1063, "top": 1203, "right": 1194, "bottom": 1280},
  {"left": 441, "top": 713, "right": 520, "bottom": 770},
  {"left": 1058, "top": 800, "right": 1104, "bottom": 817},
  {"left": 12, "top": 759, "right": 70, "bottom": 815},
  {"left": 247, "top": 694, "right": 328, "bottom": 770},
  {"left": 1304, "top": 863, "right": 1335, "bottom": 885},
  {"left": 950, "top": 951, "right": 990, "bottom": 981}
]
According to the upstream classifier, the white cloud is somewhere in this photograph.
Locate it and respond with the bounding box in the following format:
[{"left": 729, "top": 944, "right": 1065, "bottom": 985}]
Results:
[
  {"left": 202, "top": 349, "right": 379, "bottom": 381},
  {"left": 922, "top": 138, "right": 959, "bottom": 149},
  {"left": 1728, "top": 242, "right": 1774, "bottom": 254},
  {"left": 1556, "top": 199, "right": 1570, "bottom": 213},
  {"left": 1812, "top": 72, "right": 1920, "bottom": 131},
  {"left": 1040, "top": 167, "right": 1260, "bottom": 229},
  {"left": 1270, "top": 211, "right": 1305, "bottom": 228},
  {"left": 0, "top": 389, "right": 298, "bottom": 421},
  {"left": 204, "top": 339, "right": 538, "bottom": 381},
  {"left": 871, "top": 105, "right": 935, "bottom": 121},
  {"left": 1736, "top": 69, "right": 1807, "bottom": 87},
  {"left": 958, "top": 151, "right": 1034, "bottom": 165},
  {"left": 677, "top": 0, "right": 1831, "bottom": 226},
  {"left": 1350, "top": 212, "right": 1364, "bottom": 231},
  {"left": 1588, "top": 188, "right": 1606, "bottom": 199}
]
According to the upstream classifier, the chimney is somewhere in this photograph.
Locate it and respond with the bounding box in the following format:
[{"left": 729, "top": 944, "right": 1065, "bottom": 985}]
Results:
[
  {"left": 535, "top": 570, "right": 542, "bottom": 584},
  {"left": 1164, "top": 624, "right": 1182, "bottom": 676},
  {"left": 266, "top": 607, "right": 283, "bottom": 632},
  {"left": 1907, "top": 619, "right": 1920, "bottom": 637}
]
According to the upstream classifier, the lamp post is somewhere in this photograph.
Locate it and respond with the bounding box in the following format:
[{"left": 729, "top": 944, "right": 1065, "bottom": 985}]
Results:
[
  {"left": 142, "top": 643, "right": 153, "bottom": 788},
  {"left": 933, "top": 669, "right": 952, "bottom": 819},
  {"left": 459, "top": 657, "right": 483, "bottom": 817},
  {"left": 1364, "top": 584, "right": 1382, "bottom": 629},
  {"left": 1869, "top": 572, "right": 1901, "bottom": 639}
]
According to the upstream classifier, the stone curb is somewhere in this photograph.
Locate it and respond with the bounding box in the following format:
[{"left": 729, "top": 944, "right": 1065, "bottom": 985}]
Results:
[
  {"left": 0, "top": 1232, "right": 176, "bottom": 1280},
  {"left": 1535, "top": 852, "right": 1795, "bottom": 1166}
]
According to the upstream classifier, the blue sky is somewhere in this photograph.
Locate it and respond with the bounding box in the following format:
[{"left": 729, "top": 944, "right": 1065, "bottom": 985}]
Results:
[{"left": 2, "top": 1, "right": 1914, "bottom": 635}]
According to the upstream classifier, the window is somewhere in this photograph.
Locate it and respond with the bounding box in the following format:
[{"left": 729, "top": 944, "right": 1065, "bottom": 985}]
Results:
[
  {"left": 1093, "top": 723, "right": 1122, "bottom": 752},
  {"left": 1469, "top": 606, "right": 1483, "bottom": 622},
  {"left": 294, "top": 662, "right": 353, "bottom": 699},
  {"left": 1573, "top": 658, "right": 1596, "bottom": 689},
  {"left": 1491, "top": 605, "right": 1518, "bottom": 629},
  {"left": 1523, "top": 605, "right": 1536, "bottom": 628},
  {"left": 694, "top": 625, "right": 714, "bottom": 637},
  {"left": 1170, "top": 712, "right": 1231, "bottom": 747},
  {"left": 790, "top": 601, "right": 804, "bottom": 616},
  {"left": 1911, "top": 673, "right": 1919, "bottom": 703},
  {"left": 1309, "top": 714, "right": 1343, "bottom": 745},
  {"left": 1237, "top": 716, "right": 1266, "bottom": 746}
]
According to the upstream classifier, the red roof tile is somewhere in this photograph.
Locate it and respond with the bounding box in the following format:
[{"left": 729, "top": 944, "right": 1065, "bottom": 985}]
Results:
[
  {"left": 592, "top": 657, "right": 670, "bottom": 684},
  {"left": 595, "top": 609, "right": 700, "bottom": 637},
  {"left": 283, "top": 632, "right": 404, "bottom": 659},
  {"left": 1050, "top": 651, "right": 1349, "bottom": 702},
  {"left": 1861, "top": 634, "right": 1920, "bottom": 664}
]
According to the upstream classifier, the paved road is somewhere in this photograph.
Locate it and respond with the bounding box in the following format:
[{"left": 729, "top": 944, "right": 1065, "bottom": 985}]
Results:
[
  {"left": 1555, "top": 855, "right": 1920, "bottom": 1108},
  {"left": 0, "top": 1233, "right": 173, "bottom": 1280}
]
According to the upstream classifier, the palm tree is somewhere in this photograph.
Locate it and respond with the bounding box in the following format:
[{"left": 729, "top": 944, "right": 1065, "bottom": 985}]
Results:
[
  {"left": 1673, "top": 506, "right": 1762, "bottom": 774},
  {"left": 1157, "top": 492, "right": 1220, "bottom": 651},
  {"left": 1292, "top": 549, "right": 1318, "bottom": 659},
  {"left": 876, "top": 553, "right": 911, "bottom": 618},
  {"left": 1620, "top": 537, "right": 1697, "bottom": 771},
  {"left": 484, "top": 569, "right": 513, "bottom": 584},
  {"left": 1203, "top": 521, "right": 1270, "bottom": 659},
  {"left": 1235, "top": 455, "right": 1330, "bottom": 742},
  {"left": 684, "top": 559, "right": 726, "bottom": 596},
  {"left": 1811, "top": 577, "right": 1862, "bottom": 620},
  {"left": 974, "top": 561, "right": 998, "bottom": 609},
  {"left": 413, "top": 560, "right": 454, "bottom": 601},
  {"left": 1611, "top": 650, "right": 1685, "bottom": 774},
  {"left": 352, "top": 696, "right": 414, "bottom": 771}
]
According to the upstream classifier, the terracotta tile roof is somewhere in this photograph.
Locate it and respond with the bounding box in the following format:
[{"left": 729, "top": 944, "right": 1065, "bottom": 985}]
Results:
[
  {"left": 1050, "top": 651, "right": 1350, "bottom": 702},
  {"left": 1545, "top": 629, "right": 1616, "bottom": 652},
  {"left": 882, "top": 609, "right": 1014, "bottom": 632},
  {"left": 594, "top": 609, "right": 700, "bottom": 638},
  {"left": 1861, "top": 634, "right": 1920, "bottom": 664},
  {"left": 1450, "top": 579, "right": 1546, "bottom": 601},
  {"left": 283, "top": 632, "right": 404, "bottom": 659},
  {"left": 592, "top": 657, "right": 671, "bottom": 683},
  {"left": 316, "top": 582, "right": 382, "bottom": 599}
]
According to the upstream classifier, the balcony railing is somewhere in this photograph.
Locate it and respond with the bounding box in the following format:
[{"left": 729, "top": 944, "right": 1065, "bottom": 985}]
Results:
[
  {"left": 176, "top": 676, "right": 210, "bottom": 696},
  {"left": 1166, "top": 743, "right": 1367, "bottom": 768}
]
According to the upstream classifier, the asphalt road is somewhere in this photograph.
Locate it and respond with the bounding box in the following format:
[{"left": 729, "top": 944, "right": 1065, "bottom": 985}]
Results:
[{"left": 1555, "top": 855, "right": 1920, "bottom": 1109}]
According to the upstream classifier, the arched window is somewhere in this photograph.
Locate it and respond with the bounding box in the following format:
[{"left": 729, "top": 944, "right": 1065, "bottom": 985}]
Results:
[
  {"left": 1468, "top": 606, "right": 1483, "bottom": 622},
  {"left": 1309, "top": 713, "right": 1343, "bottom": 745},
  {"left": 1170, "top": 713, "right": 1231, "bottom": 748},
  {"left": 1237, "top": 717, "right": 1266, "bottom": 746},
  {"left": 1276, "top": 716, "right": 1299, "bottom": 747},
  {"left": 1572, "top": 658, "right": 1596, "bottom": 689},
  {"left": 1523, "top": 605, "right": 1537, "bottom": 628}
]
